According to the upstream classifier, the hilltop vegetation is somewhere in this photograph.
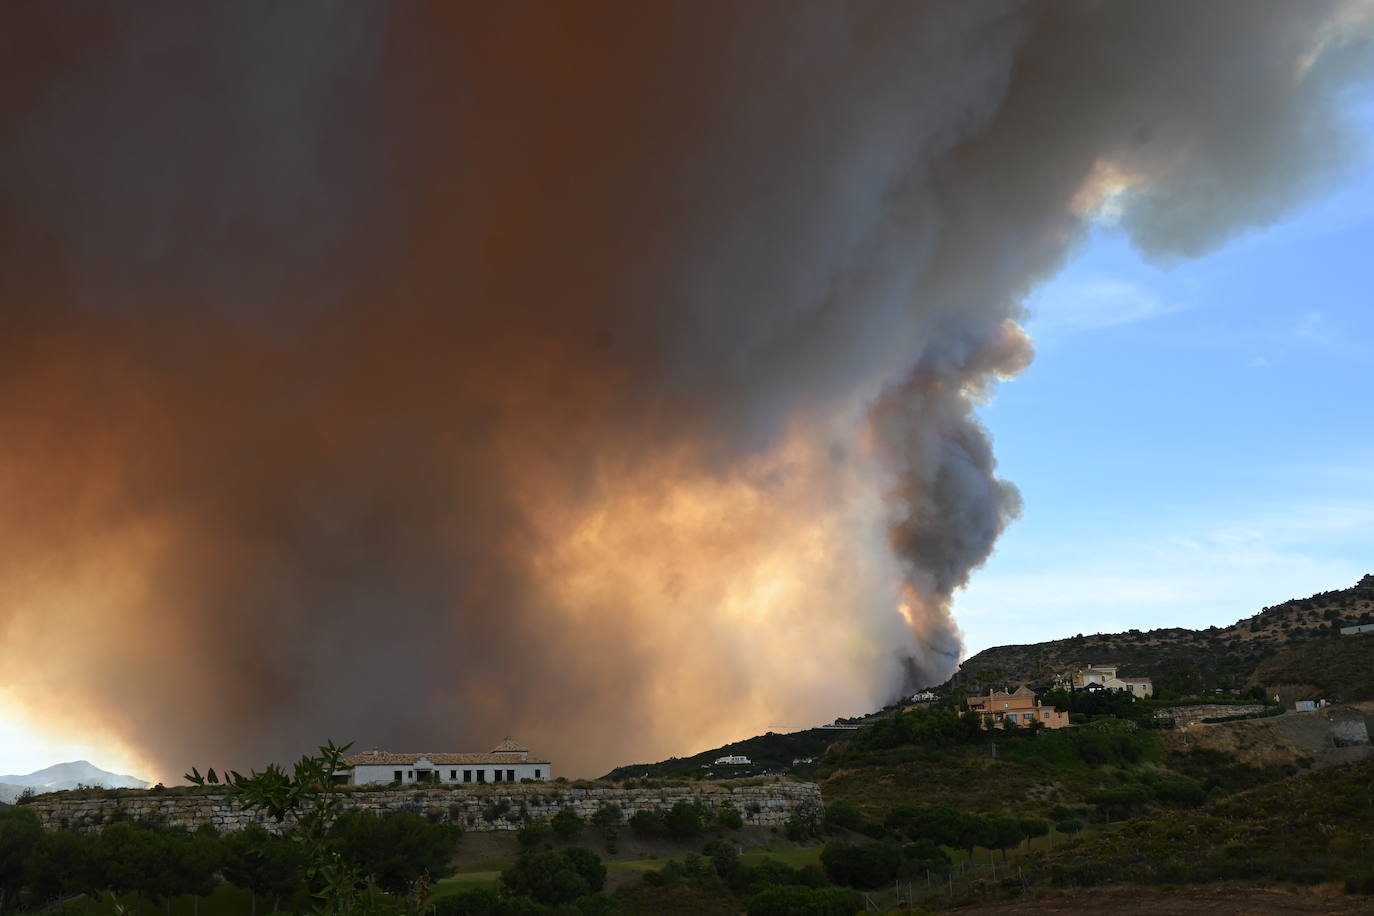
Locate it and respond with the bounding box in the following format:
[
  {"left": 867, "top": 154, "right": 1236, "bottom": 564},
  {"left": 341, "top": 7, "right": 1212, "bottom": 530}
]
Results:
[
  {"left": 601, "top": 728, "right": 838, "bottom": 781},
  {"left": 951, "top": 576, "right": 1374, "bottom": 697},
  {"left": 1250, "top": 631, "right": 1374, "bottom": 701}
]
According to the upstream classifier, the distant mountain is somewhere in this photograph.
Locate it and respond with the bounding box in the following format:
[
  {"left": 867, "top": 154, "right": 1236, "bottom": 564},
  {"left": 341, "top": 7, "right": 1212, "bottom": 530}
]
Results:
[{"left": 0, "top": 760, "right": 148, "bottom": 803}]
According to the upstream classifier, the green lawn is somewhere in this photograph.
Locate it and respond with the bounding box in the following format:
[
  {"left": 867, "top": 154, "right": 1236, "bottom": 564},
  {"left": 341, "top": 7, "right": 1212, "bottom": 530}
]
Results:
[
  {"left": 431, "top": 872, "right": 500, "bottom": 898},
  {"left": 738, "top": 846, "right": 823, "bottom": 869}
]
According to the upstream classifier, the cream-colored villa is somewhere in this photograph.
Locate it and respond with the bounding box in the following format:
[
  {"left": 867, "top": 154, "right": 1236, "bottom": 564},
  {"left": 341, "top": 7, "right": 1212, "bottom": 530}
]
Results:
[{"left": 1060, "top": 664, "right": 1154, "bottom": 697}]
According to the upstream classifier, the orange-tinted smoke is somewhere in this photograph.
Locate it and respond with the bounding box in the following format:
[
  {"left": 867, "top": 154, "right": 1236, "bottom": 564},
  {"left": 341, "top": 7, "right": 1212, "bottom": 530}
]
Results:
[{"left": 1, "top": 1, "right": 1370, "bottom": 779}]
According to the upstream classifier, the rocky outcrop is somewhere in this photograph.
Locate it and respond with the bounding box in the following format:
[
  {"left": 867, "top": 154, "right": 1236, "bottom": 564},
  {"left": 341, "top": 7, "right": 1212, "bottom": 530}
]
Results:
[{"left": 23, "top": 780, "right": 822, "bottom": 834}]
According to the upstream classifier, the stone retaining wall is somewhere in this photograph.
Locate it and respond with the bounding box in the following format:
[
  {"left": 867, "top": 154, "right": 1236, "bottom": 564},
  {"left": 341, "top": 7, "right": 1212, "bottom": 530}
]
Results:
[
  {"left": 24, "top": 781, "right": 822, "bottom": 834},
  {"left": 1154, "top": 704, "right": 1269, "bottom": 726}
]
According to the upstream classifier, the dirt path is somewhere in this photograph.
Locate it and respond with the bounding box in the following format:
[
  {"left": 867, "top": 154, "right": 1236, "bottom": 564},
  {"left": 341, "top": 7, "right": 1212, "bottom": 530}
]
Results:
[{"left": 949, "top": 887, "right": 1374, "bottom": 915}]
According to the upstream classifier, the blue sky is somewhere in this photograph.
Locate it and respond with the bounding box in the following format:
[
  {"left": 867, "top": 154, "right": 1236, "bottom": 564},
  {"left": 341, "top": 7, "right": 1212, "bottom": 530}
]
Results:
[{"left": 953, "top": 98, "right": 1374, "bottom": 658}]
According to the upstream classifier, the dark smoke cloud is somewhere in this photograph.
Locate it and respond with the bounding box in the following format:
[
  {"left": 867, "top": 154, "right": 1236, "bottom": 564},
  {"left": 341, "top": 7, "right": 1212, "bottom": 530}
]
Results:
[{"left": 1, "top": 1, "right": 1370, "bottom": 778}]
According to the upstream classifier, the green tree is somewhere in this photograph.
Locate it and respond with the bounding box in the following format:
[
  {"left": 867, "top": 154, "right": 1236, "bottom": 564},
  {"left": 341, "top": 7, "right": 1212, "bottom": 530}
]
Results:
[
  {"left": 499, "top": 846, "right": 606, "bottom": 905},
  {"left": 330, "top": 811, "right": 459, "bottom": 901},
  {"left": 188, "top": 739, "right": 359, "bottom": 914},
  {"left": 0, "top": 807, "right": 43, "bottom": 910},
  {"left": 714, "top": 802, "right": 743, "bottom": 831},
  {"left": 987, "top": 817, "right": 1026, "bottom": 861},
  {"left": 162, "top": 827, "right": 222, "bottom": 916},
  {"left": 628, "top": 809, "right": 664, "bottom": 836},
  {"left": 819, "top": 841, "right": 901, "bottom": 889},
  {"left": 516, "top": 821, "right": 548, "bottom": 850},
  {"left": 221, "top": 825, "right": 303, "bottom": 916},
  {"left": 822, "top": 801, "right": 864, "bottom": 834},
  {"left": 664, "top": 802, "right": 705, "bottom": 841},
  {"left": 26, "top": 828, "right": 101, "bottom": 904},
  {"left": 99, "top": 822, "right": 170, "bottom": 916},
  {"left": 589, "top": 804, "right": 622, "bottom": 854},
  {"left": 1018, "top": 818, "right": 1050, "bottom": 850},
  {"left": 550, "top": 808, "right": 584, "bottom": 841},
  {"left": 702, "top": 839, "right": 740, "bottom": 881}
]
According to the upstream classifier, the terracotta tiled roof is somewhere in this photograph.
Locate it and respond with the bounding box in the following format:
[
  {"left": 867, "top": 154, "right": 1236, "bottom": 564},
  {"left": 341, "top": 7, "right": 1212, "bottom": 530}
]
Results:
[
  {"left": 343, "top": 751, "right": 549, "bottom": 766},
  {"left": 491, "top": 737, "right": 528, "bottom": 753}
]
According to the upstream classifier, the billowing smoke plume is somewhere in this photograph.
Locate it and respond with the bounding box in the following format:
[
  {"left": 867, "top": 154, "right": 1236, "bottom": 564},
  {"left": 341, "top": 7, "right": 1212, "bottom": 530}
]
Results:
[{"left": 1, "top": 2, "right": 1370, "bottom": 778}]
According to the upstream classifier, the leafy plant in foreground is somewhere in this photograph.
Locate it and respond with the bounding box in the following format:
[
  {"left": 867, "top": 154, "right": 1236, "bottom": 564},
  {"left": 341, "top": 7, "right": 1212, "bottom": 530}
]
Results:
[{"left": 187, "top": 740, "right": 368, "bottom": 915}]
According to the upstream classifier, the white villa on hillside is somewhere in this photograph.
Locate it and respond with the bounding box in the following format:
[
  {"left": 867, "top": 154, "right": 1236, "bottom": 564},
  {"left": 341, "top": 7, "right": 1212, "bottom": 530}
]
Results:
[
  {"left": 341, "top": 738, "right": 551, "bottom": 786},
  {"left": 1061, "top": 665, "right": 1153, "bottom": 697}
]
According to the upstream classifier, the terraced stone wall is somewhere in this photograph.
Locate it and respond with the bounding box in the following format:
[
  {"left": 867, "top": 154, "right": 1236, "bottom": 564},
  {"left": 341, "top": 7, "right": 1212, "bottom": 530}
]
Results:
[{"left": 24, "top": 780, "right": 822, "bottom": 834}]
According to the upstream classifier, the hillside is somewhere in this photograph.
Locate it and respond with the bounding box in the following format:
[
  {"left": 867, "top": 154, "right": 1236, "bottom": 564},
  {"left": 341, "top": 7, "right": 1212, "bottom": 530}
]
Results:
[
  {"left": 1027, "top": 755, "right": 1374, "bottom": 890},
  {"left": 1250, "top": 630, "right": 1374, "bottom": 701},
  {"left": 600, "top": 576, "right": 1374, "bottom": 791},
  {"left": 602, "top": 727, "right": 840, "bottom": 781},
  {"left": 948, "top": 574, "right": 1374, "bottom": 696}
]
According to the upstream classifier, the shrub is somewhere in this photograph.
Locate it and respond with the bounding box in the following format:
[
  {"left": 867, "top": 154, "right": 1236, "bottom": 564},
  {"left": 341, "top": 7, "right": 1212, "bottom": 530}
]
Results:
[
  {"left": 746, "top": 885, "right": 863, "bottom": 916},
  {"left": 629, "top": 809, "right": 665, "bottom": 835},
  {"left": 665, "top": 801, "right": 705, "bottom": 840},
  {"left": 1089, "top": 784, "right": 1154, "bottom": 818},
  {"left": 785, "top": 814, "right": 818, "bottom": 842},
  {"left": 715, "top": 801, "right": 744, "bottom": 830},
  {"left": 590, "top": 804, "right": 622, "bottom": 831},
  {"left": 499, "top": 846, "right": 606, "bottom": 905},
  {"left": 1154, "top": 778, "right": 1207, "bottom": 806},
  {"left": 1346, "top": 870, "right": 1374, "bottom": 895},
  {"left": 517, "top": 821, "right": 548, "bottom": 850},
  {"left": 329, "top": 810, "right": 460, "bottom": 895},
  {"left": 702, "top": 839, "right": 740, "bottom": 879},
  {"left": 820, "top": 840, "right": 902, "bottom": 889},
  {"left": 1056, "top": 819, "right": 1084, "bottom": 835},
  {"left": 1048, "top": 804, "right": 1084, "bottom": 822},
  {"left": 431, "top": 886, "right": 500, "bottom": 915},
  {"left": 551, "top": 808, "right": 585, "bottom": 840},
  {"left": 822, "top": 800, "right": 865, "bottom": 833},
  {"left": 590, "top": 804, "right": 622, "bottom": 853}
]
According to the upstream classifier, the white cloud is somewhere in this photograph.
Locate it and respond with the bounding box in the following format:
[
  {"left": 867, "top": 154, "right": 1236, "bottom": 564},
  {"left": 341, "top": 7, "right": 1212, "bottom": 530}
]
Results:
[{"left": 1026, "top": 278, "right": 1183, "bottom": 334}]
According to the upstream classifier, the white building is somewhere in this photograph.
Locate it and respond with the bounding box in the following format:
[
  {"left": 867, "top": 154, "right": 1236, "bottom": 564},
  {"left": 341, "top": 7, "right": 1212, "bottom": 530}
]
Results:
[
  {"left": 713, "top": 755, "right": 752, "bottom": 765},
  {"left": 341, "top": 738, "right": 551, "bottom": 786}
]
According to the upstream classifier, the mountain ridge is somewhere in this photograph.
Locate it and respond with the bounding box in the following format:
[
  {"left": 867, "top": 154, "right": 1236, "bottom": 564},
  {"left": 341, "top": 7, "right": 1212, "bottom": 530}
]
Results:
[
  {"left": 945, "top": 574, "right": 1374, "bottom": 696},
  {"left": 0, "top": 759, "right": 148, "bottom": 804}
]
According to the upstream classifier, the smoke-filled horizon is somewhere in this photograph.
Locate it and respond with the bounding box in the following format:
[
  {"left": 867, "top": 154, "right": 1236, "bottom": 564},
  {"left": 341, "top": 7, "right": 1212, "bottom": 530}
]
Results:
[{"left": 2, "top": 1, "right": 1371, "bottom": 780}]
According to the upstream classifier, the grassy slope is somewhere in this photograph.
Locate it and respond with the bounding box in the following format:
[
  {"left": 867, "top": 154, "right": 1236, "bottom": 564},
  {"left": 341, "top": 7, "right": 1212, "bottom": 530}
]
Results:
[
  {"left": 1250, "top": 631, "right": 1374, "bottom": 700},
  {"left": 1027, "top": 757, "right": 1374, "bottom": 888},
  {"left": 820, "top": 743, "right": 1109, "bottom": 820}
]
